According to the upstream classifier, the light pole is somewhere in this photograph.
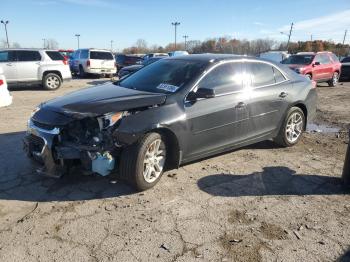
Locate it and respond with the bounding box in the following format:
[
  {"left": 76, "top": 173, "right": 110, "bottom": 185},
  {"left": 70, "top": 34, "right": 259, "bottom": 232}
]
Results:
[
  {"left": 110, "top": 40, "right": 114, "bottom": 51},
  {"left": 42, "top": 38, "right": 46, "bottom": 49},
  {"left": 75, "top": 34, "right": 80, "bottom": 49},
  {"left": 171, "top": 22, "right": 180, "bottom": 50},
  {"left": 183, "top": 35, "right": 188, "bottom": 50},
  {"left": 280, "top": 22, "right": 294, "bottom": 51},
  {"left": 1, "top": 20, "right": 10, "bottom": 48}
]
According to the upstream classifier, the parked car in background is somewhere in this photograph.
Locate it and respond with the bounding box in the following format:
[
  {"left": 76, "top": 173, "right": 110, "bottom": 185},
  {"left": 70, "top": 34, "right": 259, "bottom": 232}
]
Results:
[
  {"left": 142, "top": 53, "right": 169, "bottom": 61},
  {"left": 168, "top": 51, "right": 189, "bottom": 57},
  {"left": 0, "top": 67, "right": 12, "bottom": 107},
  {"left": 115, "top": 54, "right": 143, "bottom": 70},
  {"left": 259, "top": 51, "right": 289, "bottom": 63},
  {"left": 340, "top": 56, "right": 350, "bottom": 80},
  {"left": 0, "top": 49, "right": 71, "bottom": 90},
  {"left": 117, "top": 56, "right": 165, "bottom": 78},
  {"left": 70, "top": 48, "right": 116, "bottom": 77},
  {"left": 25, "top": 54, "right": 316, "bottom": 191},
  {"left": 58, "top": 49, "right": 74, "bottom": 60},
  {"left": 281, "top": 52, "right": 341, "bottom": 86}
]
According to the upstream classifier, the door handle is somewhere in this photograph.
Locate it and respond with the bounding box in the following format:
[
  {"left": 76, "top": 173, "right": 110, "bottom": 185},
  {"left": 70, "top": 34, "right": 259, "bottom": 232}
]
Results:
[
  {"left": 279, "top": 92, "right": 288, "bottom": 98},
  {"left": 235, "top": 102, "right": 246, "bottom": 109}
]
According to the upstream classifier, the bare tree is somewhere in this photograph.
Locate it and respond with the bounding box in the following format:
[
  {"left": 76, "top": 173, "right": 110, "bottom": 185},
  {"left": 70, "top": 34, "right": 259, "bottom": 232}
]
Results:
[
  {"left": 135, "top": 39, "right": 148, "bottom": 53},
  {"left": 46, "top": 39, "right": 59, "bottom": 49},
  {"left": 12, "top": 42, "right": 21, "bottom": 48}
]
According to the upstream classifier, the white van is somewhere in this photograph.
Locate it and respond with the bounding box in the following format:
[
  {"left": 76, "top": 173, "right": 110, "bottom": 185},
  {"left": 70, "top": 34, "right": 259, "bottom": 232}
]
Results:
[{"left": 71, "top": 48, "right": 117, "bottom": 77}]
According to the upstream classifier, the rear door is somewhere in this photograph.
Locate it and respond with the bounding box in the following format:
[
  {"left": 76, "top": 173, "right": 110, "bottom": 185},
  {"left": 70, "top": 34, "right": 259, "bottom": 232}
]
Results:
[
  {"left": 245, "top": 61, "right": 290, "bottom": 138},
  {"left": 0, "top": 50, "right": 17, "bottom": 83},
  {"left": 184, "top": 61, "right": 249, "bottom": 159},
  {"left": 15, "top": 50, "right": 42, "bottom": 82},
  {"left": 89, "top": 51, "right": 114, "bottom": 71}
]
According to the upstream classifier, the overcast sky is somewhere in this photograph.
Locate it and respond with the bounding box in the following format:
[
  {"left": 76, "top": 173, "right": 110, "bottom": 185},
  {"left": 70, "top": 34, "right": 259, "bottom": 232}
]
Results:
[{"left": 1, "top": 0, "right": 349, "bottom": 50}]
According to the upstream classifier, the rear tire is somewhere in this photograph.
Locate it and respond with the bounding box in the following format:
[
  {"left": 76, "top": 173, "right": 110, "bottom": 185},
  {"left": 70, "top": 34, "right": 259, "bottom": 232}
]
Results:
[
  {"left": 275, "top": 107, "right": 305, "bottom": 147},
  {"left": 328, "top": 72, "right": 339, "bottom": 87},
  {"left": 43, "top": 73, "right": 62, "bottom": 90},
  {"left": 119, "top": 133, "right": 166, "bottom": 191}
]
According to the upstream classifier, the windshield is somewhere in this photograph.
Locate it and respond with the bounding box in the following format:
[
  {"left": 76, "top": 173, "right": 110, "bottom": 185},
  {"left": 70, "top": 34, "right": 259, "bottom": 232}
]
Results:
[
  {"left": 90, "top": 51, "right": 114, "bottom": 60},
  {"left": 118, "top": 59, "right": 207, "bottom": 94},
  {"left": 282, "top": 55, "right": 314, "bottom": 65}
]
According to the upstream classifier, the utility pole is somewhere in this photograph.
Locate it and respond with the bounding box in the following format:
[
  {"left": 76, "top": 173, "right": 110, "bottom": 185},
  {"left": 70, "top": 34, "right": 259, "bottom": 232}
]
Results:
[
  {"left": 310, "top": 34, "right": 313, "bottom": 42},
  {"left": 42, "top": 38, "right": 46, "bottom": 48},
  {"left": 183, "top": 35, "right": 188, "bottom": 50},
  {"left": 171, "top": 22, "right": 180, "bottom": 50},
  {"left": 286, "top": 22, "right": 294, "bottom": 51},
  {"left": 1, "top": 20, "right": 10, "bottom": 48},
  {"left": 75, "top": 34, "right": 80, "bottom": 49},
  {"left": 280, "top": 22, "right": 294, "bottom": 51},
  {"left": 110, "top": 40, "right": 114, "bottom": 51},
  {"left": 342, "top": 30, "right": 347, "bottom": 45}
]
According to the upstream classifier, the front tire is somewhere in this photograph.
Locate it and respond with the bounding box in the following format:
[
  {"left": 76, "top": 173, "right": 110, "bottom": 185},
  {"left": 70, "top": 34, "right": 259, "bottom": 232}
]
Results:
[
  {"left": 43, "top": 73, "right": 62, "bottom": 90},
  {"left": 119, "top": 133, "right": 166, "bottom": 191},
  {"left": 275, "top": 107, "right": 305, "bottom": 147},
  {"left": 328, "top": 72, "right": 339, "bottom": 87}
]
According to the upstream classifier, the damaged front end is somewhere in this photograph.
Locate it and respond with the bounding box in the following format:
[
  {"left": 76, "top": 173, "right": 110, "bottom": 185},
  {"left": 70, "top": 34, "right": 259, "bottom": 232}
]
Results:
[{"left": 24, "top": 110, "right": 126, "bottom": 178}]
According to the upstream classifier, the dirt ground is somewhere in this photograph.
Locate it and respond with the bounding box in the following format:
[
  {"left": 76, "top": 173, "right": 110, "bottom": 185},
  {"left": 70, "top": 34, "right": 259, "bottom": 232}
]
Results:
[{"left": 0, "top": 78, "right": 349, "bottom": 262}]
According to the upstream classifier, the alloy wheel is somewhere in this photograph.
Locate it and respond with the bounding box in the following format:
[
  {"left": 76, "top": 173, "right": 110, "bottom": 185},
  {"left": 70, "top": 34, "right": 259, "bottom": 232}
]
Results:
[
  {"left": 285, "top": 112, "right": 303, "bottom": 143},
  {"left": 143, "top": 139, "right": 165, "bottom": 183},
  {"left": 46, "top": 76, "right": 60, "bottom": 89}
]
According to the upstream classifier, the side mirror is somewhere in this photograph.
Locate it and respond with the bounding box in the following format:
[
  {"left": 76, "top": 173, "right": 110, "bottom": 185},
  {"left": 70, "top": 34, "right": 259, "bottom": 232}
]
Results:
[
  {"left": 187, "top": 87, "right": 215, "bottom": 101},
  {"left": 313, "top": 61, "right": 321, "bottom": 66}
]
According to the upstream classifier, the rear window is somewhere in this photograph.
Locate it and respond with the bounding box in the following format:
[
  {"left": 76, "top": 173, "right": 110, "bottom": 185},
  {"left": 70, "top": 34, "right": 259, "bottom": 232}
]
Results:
[
  {"left": 90, "top": 51, "right": 113, "bottom": 60},
  {"left": 46, "top": 51, "right": 64, "bottom": 61}
]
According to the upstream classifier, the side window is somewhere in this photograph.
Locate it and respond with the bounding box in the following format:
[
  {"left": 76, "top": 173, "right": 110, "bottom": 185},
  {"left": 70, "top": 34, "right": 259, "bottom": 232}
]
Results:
[
  {"left": 247, "top": 62, "right": 275, "bottom": 87},
  {"left": 198, "top": 62, "right": 243, "bottom": 94},
  {"left": 273, "top": 67, "right": 286, "bottom": 83},
  {"left": 342, "top": 57, "right": 350, "bottom": 63},
  {"left": 80, "top": 50, "right": 89, "bottom": 59},
  {"left": 321, "top": 54, "right": 331, "bottom": 64},
  {"left": 0, "top": 51, "right": 9, "bottom": 62},
  {"left": 17, "top": 51, "right": 41, "bottom": 62}
]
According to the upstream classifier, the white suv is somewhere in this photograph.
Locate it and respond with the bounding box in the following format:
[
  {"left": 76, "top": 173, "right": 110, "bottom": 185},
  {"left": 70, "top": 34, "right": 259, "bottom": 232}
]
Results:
[
  {"left": 0, "top": 49, "right": 72, "bottom": 90},
  {"left": 70, "top": 48, "right": 116, "bottom": 77},
  {"left": 0, "top": 67, "right": 12, "bottom": 107}
]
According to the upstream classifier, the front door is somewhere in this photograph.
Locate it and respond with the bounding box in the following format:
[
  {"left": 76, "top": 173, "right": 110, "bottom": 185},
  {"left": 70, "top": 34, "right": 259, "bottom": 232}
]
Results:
[
  {"left": 0, "top": 50, "right": 17, "bottom": 83},
  {"left": 183, "top": 61, "right": 249, "bottom": 160}
]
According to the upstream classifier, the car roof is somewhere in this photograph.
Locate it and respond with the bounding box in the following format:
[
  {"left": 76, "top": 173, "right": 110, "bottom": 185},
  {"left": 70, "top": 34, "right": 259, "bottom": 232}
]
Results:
[
  {"left": 165, "top": 53, "right": 249, "bottom": 63},
  {"left": 0, "top": 48, "right": 59, "bottom": 51}
]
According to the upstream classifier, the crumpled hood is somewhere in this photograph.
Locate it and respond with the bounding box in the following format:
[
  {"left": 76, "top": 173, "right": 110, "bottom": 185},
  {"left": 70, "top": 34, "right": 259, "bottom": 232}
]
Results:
[{"left": 33, "top": 82, "right": 167, "bottom": 125}]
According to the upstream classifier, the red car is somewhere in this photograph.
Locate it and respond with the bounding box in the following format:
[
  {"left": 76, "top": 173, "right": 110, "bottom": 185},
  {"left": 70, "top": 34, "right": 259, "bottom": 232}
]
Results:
[{"left": 281, "top": 52, "right": 341, "bottom": 87}]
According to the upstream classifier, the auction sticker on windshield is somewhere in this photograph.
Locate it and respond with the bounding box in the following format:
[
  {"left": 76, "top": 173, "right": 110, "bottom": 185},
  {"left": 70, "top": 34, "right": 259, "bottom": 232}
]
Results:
[{"left": 156, "top": 83, "right": 180, "bottom": 93}]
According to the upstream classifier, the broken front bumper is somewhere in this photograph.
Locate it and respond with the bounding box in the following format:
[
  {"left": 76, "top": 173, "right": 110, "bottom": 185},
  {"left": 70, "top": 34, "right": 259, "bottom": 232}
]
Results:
[
  {"left": 23, "top": 119, "right": 64, "bottom": 178},
  {"left": 24, "top": 118, "right": 116, "bottom": 177}
]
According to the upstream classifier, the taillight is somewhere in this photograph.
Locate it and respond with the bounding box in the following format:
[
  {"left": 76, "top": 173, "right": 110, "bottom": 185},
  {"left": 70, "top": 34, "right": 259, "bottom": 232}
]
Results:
[
  {"left": 86, "top": 60, "right": 90, "bottom": 67},
  {"left": 62, "top": 58, "right": 68, "bottom": 65},
  {"left": 311, "top": 80, "right": 317, "bottom": 89},
  {"left": 0, "top": 79, "right": 3, "bottom": 86},
  {"left": 114, "top": 62, "right": 117, "bottom": 68}
]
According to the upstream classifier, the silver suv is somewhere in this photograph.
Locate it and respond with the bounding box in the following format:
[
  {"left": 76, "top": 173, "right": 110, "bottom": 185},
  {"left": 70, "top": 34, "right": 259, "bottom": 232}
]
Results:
[
  {"left": 0, "top": 49, "right": 72, "bottom": 90},
  {"left": 70, "top": 48, "right": 116, "bottom": 77}
]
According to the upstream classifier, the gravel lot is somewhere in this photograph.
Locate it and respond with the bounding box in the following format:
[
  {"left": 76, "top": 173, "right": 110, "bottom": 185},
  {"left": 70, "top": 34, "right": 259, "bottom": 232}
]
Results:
[{"left": 0, "top": 78, "right": 349, "bottom": 262}]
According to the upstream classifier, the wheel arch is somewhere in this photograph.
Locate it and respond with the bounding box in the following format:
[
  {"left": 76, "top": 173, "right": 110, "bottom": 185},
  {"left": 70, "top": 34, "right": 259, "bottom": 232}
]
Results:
[
  {"left": 43, "top": 70, "right": 63, "bottom": 81},
  {"left": 149, "top": 127, "right": 181, "bottom": 170}
]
